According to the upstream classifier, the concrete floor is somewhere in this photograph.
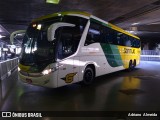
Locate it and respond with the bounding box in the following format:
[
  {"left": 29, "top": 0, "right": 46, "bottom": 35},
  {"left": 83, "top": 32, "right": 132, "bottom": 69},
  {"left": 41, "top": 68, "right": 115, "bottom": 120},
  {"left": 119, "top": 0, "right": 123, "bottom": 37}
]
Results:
[{"left": 1, "top": 61, "right": 160, "bottom": 119}]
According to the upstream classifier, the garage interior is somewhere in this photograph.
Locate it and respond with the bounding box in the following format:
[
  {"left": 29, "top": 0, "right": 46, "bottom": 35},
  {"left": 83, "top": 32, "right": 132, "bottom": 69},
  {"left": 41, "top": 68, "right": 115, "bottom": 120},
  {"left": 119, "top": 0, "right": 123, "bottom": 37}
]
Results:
[{"left": 0, "top": 0, "right": 160, "bottom": 119}]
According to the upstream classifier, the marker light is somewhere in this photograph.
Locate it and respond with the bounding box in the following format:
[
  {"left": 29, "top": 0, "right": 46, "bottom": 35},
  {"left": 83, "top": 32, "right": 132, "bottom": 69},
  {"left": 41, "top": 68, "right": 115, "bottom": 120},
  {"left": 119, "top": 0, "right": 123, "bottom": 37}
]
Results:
[
  {"left": 46, "top": 0, "right": 60, "bottom": 4},
  {"left": 42, "top": 69, "right": 52, "bottom": 75},
  {"left": 32, "top": 24, "right": 36, "bottom": 27},
  {"left": 37, "top": 24, "right": 42, "bottom": 30}
]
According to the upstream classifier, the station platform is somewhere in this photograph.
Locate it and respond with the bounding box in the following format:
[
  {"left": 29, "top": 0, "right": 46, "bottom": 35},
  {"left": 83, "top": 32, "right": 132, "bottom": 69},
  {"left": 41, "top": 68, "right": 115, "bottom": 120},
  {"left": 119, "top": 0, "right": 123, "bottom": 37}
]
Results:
[{"left": 0, "top": 61, "right": 160, "bottom": 119}]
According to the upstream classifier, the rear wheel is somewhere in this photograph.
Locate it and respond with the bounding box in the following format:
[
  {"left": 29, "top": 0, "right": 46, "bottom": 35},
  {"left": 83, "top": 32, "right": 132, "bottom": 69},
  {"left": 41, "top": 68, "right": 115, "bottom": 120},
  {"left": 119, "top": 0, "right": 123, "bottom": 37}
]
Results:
[
  {"left": 83, "top": 67, "right": 95, "bottom": 85},
  {"left": 133, "top": 60, "right": 136, "bottom": 68},
  {"left": 128, "top": 60, "right": 133, "bottom": 71}
]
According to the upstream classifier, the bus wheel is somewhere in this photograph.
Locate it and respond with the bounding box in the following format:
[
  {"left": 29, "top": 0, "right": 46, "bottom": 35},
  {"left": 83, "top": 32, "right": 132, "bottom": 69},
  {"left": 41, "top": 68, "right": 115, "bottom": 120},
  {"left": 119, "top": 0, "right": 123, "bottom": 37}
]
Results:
[
  {"left": 133, "top": 60, "right": 136, "bottom": 68},
  {"left": 128, "top": 60, "right": 133, "bottom": 71},
  {"left": 83, "top": 67, "right": 95, "bottom": 85}
]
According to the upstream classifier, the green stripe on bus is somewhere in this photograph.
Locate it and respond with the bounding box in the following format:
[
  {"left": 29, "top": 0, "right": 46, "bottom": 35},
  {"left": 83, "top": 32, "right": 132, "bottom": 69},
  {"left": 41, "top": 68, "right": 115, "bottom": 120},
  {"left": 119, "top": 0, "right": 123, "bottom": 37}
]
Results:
[{"left": 100, "top": 43, "right": 123, "bottom": 67}]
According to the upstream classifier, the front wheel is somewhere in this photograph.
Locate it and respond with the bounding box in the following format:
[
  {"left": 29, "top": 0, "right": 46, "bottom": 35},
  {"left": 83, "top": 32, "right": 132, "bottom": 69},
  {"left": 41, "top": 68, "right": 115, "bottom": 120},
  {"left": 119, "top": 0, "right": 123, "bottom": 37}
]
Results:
[{"left": 83, "top": 67, "right": 95, "bottom": 85}]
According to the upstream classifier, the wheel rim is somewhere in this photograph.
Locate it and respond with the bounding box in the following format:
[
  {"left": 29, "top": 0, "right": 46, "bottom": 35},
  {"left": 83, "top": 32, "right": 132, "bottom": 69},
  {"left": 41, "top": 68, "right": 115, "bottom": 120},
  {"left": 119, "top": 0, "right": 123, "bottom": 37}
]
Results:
[{"left": 84, "top": 70, "right": 93, "bottom": 83}]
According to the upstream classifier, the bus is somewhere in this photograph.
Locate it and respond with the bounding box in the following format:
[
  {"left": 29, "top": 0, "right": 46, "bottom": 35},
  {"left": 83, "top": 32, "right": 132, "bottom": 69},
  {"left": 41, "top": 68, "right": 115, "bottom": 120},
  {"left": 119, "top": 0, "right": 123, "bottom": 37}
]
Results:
[{"left": 11, "top": 11, "right": 141, "bottom": 88}]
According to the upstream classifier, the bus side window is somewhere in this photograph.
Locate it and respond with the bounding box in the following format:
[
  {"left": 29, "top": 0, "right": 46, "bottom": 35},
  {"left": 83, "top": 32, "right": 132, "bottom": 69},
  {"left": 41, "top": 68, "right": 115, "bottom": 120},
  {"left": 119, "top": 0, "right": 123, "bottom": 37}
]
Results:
[
  {"left": 124, "top": 36, "right": 132, "bottom": 47},
  {"left": 132, "top": 38, "right": 136, "bottom": 47},
  {"left": 131, "top": 37, "right": 135, "bottom": 47},
  {"left": 117, "top": 32, "right": 124, "bottom": 46},
  {"left": 99, "top": 26, "right": 106, "bottom": 43},
  {"left": 104, "top": 27, "right": 117, "bottom": 44},
  {"left": 136, "top": 40, "right": 140, "bottom": 48},
  {"left": 85, "top": 21, "right": 101, "bottom": 46}
]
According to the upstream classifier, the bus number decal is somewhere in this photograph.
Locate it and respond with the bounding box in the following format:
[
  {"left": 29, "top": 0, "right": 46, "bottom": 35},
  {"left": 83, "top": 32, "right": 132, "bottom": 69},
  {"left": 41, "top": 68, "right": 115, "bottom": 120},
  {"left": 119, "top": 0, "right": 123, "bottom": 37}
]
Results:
[{"left": 61, "top": 73, "right": 77, "bottom": 83}]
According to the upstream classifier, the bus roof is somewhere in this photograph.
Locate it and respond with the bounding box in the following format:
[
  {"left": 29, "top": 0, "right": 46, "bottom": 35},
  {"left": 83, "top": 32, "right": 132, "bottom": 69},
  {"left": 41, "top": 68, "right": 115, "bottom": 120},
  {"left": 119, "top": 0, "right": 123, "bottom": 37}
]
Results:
[
  {"left": 32, "top": 11, "right": 140, "bottom": 40},
  {"left": 32, "top": 11, "right": 91, "bottom": 22}
]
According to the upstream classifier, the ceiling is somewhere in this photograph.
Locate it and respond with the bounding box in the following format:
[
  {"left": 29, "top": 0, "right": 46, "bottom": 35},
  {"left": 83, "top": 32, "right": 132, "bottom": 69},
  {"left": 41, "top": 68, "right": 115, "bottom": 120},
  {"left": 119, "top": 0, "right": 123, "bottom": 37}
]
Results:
[{"left": 0, "top": 0, "right": 160, "bottom": 45}]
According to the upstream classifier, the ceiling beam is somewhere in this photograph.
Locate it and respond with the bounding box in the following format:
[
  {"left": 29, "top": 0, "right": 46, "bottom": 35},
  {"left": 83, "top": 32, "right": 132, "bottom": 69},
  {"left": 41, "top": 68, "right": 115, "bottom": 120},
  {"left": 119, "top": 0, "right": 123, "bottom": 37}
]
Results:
[{"left": 110, "top": 0, "right": 160, "bottom": 24}]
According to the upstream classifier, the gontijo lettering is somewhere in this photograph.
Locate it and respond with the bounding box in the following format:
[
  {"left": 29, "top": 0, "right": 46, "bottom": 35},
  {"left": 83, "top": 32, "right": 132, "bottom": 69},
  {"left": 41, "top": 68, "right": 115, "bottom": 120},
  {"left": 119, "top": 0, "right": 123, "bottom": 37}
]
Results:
[{"left": 124, "top": 48, "right": 135, "bottom": 54}]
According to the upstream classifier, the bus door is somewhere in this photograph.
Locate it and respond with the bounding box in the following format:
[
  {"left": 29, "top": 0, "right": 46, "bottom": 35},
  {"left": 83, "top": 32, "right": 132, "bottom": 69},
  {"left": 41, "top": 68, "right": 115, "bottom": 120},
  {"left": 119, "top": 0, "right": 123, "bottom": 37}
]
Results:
[{"left": 56, "top": 28, "right": 79, "bottom": 87}]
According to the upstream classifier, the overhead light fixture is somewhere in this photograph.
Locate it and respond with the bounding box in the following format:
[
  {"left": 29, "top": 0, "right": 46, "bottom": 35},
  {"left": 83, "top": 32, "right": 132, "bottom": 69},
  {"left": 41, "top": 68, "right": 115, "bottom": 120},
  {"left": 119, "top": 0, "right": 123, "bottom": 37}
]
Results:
[
  {"left": 131, "top": 22, "right": 140, "bottom": 26},
  {"left": 0, "top": 34, "right": 5, "bottom": 38},
  {"left": 126, "top": 30, "right": 137, "bottom": 35},
  {"left": 129, "top": 26, "right": 137, "bottom": 31},
  {"left": 46, "top": 0, "right": 60, "bottom": 4}
]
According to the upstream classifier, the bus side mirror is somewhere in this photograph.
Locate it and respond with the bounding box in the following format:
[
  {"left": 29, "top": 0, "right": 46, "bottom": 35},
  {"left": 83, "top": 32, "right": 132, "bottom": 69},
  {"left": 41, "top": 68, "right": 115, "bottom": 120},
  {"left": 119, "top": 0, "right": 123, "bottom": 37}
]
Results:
[
  {"left": 10, "top": 30, "right": 26, "bottom": 44},
  {"left": 47, "top": 22, "right": 75, "bottom": 41}
]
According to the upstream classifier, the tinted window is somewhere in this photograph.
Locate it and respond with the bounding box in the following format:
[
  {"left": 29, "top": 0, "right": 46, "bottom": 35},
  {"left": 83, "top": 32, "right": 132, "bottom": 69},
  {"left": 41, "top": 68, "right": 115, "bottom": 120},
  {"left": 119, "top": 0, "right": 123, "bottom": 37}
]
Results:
[
  {"left": 85, "top": 19, "right": 141, "bottom": 48},
  {"left": 116, "top": 32, "right": 125, "bottom": 45},
  {"left": 20, "top": 17, "right": 61, "bottom": 66},
  {"left": 57, "top": 27, "right": 74, "bottom": 59},
  {"left": 63, "top": 16, "right": 87, "bottom": 33},
  {"left": 85, "top": 21, "right": 102, "bottom": 45},
  {"left": 57, "top": 16, "right": 88, "bottom": 59},
  {"left": 104, "top": 27, "right": 117, "bottom": 44},
  {"left": 135, "top": 39, "right": 140, "bottom": 48}
]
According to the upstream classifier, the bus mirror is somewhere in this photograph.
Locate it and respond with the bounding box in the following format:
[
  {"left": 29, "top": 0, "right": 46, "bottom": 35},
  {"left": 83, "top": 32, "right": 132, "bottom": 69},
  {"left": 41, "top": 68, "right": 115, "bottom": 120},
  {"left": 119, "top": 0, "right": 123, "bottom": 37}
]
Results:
[
  {"left": 47, "top": 22, "right": 75, "bottom": 41},
  {"left": 10, "top": 30, "right": 26, "bottom": 44}
]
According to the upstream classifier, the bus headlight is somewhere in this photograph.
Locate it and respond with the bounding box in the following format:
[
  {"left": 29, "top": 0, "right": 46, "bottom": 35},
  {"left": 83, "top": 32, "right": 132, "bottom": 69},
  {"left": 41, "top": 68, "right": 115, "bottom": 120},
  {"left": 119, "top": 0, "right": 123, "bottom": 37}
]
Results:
[{"left": 42, "top": 69, "right": 52, "bottom": 75}]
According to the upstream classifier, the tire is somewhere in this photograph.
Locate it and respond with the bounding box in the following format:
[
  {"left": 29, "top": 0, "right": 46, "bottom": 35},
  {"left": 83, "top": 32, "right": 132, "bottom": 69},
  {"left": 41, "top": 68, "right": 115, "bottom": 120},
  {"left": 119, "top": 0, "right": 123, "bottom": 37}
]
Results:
[
  {"left": 83, "top": 67, "right": 95, "bottom": 85},
  {"left": 133, "top": 60, "right": 136, "bottom": 68},
  {"left": 128, "top": 60, "right": 133, "bottom": 71}
]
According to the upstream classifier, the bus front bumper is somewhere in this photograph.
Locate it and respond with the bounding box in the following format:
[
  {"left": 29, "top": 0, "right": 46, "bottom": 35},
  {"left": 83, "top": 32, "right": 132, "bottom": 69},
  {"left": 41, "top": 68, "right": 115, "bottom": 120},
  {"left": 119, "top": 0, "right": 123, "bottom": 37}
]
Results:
[{"left": 18, "top": 71, "right": 54, "bottom": 88}]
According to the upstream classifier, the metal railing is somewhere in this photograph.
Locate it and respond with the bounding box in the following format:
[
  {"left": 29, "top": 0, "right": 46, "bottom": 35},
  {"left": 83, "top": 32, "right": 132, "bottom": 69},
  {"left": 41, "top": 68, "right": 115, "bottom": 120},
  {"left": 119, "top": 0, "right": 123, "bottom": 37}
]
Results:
[
  {"left": 141, "top": 50, "right": 160, "bottom": 61},
  {"left": 0, "top": 57, "right": 18, "bottom": 109},
  {"left": 0, "top": 57, "right": 18, "bottom": 80}
]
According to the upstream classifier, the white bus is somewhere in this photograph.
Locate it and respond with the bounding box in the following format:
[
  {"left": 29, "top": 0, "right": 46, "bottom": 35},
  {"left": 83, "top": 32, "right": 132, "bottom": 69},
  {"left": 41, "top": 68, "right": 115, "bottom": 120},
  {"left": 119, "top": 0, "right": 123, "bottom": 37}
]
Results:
[{"left": 12, "top": 11, "right": 141, "bottom": 88}]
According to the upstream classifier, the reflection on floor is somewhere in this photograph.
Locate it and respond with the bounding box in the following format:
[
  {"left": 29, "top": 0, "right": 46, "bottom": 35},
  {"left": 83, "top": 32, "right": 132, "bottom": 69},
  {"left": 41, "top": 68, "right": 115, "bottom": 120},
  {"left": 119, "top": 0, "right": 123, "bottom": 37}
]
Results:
[{"left": 1, "top": 61, "right": 160, "bottom": 119}]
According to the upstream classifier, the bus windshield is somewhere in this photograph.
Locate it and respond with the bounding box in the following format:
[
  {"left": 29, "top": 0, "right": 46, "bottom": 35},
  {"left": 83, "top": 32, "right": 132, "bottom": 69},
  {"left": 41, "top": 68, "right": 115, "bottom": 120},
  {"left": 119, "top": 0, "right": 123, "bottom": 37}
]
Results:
[
  {"left": 19, "top": 17, "right": 61, "bottom": 71},
  {"left": 19, "top": 16, "right": 87, "bottom": 72}
]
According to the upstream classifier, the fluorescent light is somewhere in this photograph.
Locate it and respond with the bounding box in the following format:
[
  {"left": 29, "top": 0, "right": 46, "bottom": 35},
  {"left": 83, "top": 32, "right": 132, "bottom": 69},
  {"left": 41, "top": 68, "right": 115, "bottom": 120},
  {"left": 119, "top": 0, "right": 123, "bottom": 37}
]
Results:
[
  {"left": 46, "top": 0, "right": 60, "bottom": 4},
  {"left": 129, "top": 26, "right": 137, "bottom": 31},
  {"left": 0, "top": 34, "right": 5, "bottom": 38},
  {"left": 126, "top": 30, "right": 137, "bottom": 34},
  {"left": 131, "top": 22, "right": 140, "bottom": 26}
]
